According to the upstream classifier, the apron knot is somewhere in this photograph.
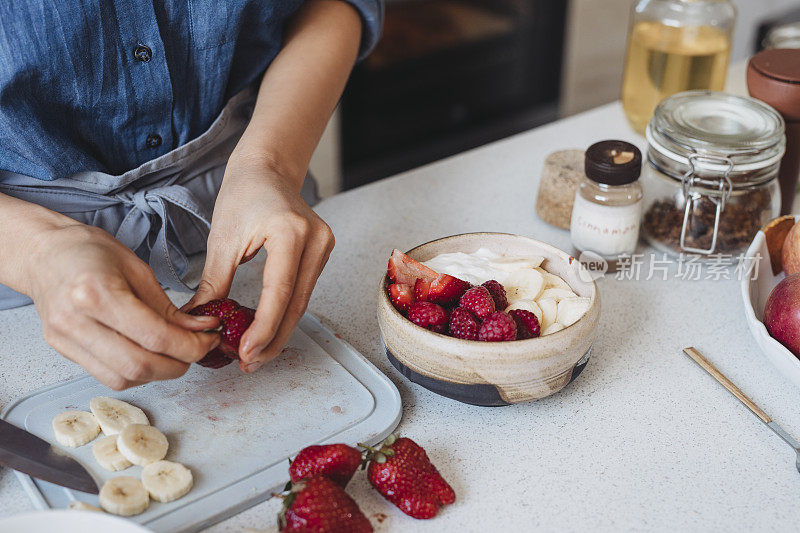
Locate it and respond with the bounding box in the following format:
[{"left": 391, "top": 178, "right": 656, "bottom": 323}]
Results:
[{"left": 132, "top": 189, "right": 157, "bottom": 215}]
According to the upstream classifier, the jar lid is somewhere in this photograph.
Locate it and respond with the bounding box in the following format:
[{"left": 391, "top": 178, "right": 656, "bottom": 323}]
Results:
[
  {"left": 584, "top": 140, "right": 641, "bottom": 185},
  {"left": 646, "top": 91, "right": 786, "bottom": 174}
]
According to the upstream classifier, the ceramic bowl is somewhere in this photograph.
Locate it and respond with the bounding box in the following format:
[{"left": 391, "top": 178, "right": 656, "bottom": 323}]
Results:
[{"left": 377, "top": 233, "right": 600, "bottom": 406}]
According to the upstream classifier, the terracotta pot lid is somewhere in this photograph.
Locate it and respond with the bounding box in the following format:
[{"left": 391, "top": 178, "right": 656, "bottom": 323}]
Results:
[{"left": 749, "top": 49, "right": 800, "bottom": 84}]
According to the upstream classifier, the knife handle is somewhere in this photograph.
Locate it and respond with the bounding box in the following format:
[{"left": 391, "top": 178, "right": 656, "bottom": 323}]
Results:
[{"left": 683, "top": 347, "right": 772, "bottom": 424}]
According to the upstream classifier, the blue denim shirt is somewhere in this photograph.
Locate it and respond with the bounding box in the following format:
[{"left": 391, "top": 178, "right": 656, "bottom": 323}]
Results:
[{"left": 0, "top": 0, "right": 381, "bottom": 181}]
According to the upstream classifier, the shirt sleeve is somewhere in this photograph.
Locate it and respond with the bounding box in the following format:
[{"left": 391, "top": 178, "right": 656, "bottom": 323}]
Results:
[{"left": 340, "top": 0, "right": 383, "bottom": 61}]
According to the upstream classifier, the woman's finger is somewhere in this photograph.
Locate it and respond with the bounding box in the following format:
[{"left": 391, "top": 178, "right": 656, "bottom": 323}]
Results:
[
  {"left": 240, "top": 228, "right": 306, "bottom": 360},
  {"left": 183, "top": 229, "right": 241, "bottom": 310},
  {"left": 85, "top": 282, "right": 220, "bottom": 364},
  {"left": 241, "top": 229, "right": 333, "bottom": 369}
]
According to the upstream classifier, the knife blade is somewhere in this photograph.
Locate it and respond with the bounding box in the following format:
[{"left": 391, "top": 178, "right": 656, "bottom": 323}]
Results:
[{"left": 0, "top": 418, "right": 98, "bottom": 494}]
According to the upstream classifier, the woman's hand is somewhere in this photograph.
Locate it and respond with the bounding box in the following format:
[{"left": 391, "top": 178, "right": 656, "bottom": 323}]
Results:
[
  {"left": 186, "top": 155, "right": 335, "bottom": 373},
  {"left": 27, "top": 224, "right": 221, "bottom": 390}
]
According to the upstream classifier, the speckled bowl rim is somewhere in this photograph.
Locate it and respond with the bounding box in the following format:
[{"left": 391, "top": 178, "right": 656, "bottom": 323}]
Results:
[{"left": 379, "top": 232, "right": 598, "bottom": 345}]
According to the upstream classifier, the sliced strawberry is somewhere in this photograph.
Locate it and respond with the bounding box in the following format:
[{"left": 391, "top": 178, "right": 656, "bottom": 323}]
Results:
[
  {"left": 414, "top": 278, "right": 431, "bottom": 302},
  {"left": 389, "top": 283, "right": 415, "bottom": 313},
  {"left": 387, "top": 249, "right": 437, "bottom": 286},
  {"left": 427, "top": 274, "right": 471, "bottom": 305}
]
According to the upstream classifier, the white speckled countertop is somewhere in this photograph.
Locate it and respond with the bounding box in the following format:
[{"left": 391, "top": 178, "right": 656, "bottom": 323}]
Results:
[{"left": 3, "top": 97, "right": 800, "bottom": 532}]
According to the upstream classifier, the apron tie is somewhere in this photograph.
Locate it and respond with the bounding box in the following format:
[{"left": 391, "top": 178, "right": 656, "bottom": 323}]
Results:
[{"left": 115, "top": 184, "right": 212, "bottom": 291}]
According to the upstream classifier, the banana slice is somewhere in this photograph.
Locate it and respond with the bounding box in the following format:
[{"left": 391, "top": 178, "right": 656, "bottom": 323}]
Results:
[
  {"left": 489, "top": 256, "right": 544, "bottom": 271},
  {"left": 556, "top": 297, "right": 591, "bottom": 327},
  {"left": 93, "top": 435, "right": 133, "bottom": 472},
  {"left": 506, "top": 299, "right": 542, "bottom": 324},
  {"left": 536, "top": 268, "right": 573, "bottom": 291},
  {"left": 52, "top": 410, "right": 100, "bottom": 447},
  {"left": 537, "top": 298, "right": 558, "bottom": 330},
  {"left": 505, "top": 269, "right": 544, "bottom": 303},
  {"left": 542, "top": 323, "right": 565, "bottom": 336},
  {"left": 90, "top": 397, "right": 149, "bottom": 436},
  {"left": 539, "top": 287, "right": 577, "bottom": 302},
  {"left": 117, "top": 424, "right": 168, "bottom": 466},
  {"left": 99, "top": 476, "right": 149, "bottom": 516},
  {"left": 69, "top": 501, "right": 102, "bottom": 512},
  {"left": 141, "top": 460, "right": 193, "bottom": 503}
]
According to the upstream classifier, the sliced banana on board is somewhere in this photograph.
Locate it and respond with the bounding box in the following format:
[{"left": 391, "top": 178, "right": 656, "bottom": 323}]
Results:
[
  {"left": 93, "top": 435, "right": 133, "bottom": 472},
  {"left": 489, "top": 256, "right": 544, "bottom": 271},
  {"left": 52, "top": 410, "right": 100, "bottom": 447},
  {"left": 537, "top": 298, "right": 558, "bottom": 331},
  {"left": 117, "top": 424, "right": 168, "bottom": 466},
  {"left": 141, "top": 460, "right": 193, "bottom": 503},
  {"left": 506, "top": 299, "right": 543, "bottom": 324},
  {"left": 542, "top": 323, "right": 565, "bottom": 335},
  {"left": 90, "top": 397, "right": 149, "bottom": 436},
  {"left": 505, "top": 269, "right": 544, "bottom": 303},
  {"left": 556, "top": 297, "right": 592, "bottom": 327},
  {"left": 99, "top": 476, "right": 150, "bottom": 516},
  {"left": 68, "top": 501, "right": 103, "bottom": 512}
]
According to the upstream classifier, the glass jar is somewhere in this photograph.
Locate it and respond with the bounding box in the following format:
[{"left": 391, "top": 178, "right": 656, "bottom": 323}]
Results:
[
  {"left": 621, "top": 0, "right": 736, "bottom": 135},
  {"left": 571, "top": 141, "right": 644, "bottom": 268},
  {"left": 642, "top": 91, "right": 785, "bottom": 256}
]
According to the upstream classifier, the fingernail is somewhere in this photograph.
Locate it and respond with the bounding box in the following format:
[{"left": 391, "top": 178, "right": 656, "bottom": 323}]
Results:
[{"left": 245, "top": 362, "right": 263, "bottom": 373}]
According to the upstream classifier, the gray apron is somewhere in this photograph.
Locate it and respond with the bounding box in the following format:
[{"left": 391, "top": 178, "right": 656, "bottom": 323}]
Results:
[{"left": 0, "top": 85, "right": 318, "bottom": 310}]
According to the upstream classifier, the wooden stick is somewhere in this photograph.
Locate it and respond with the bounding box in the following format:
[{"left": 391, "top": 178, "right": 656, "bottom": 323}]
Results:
[{"left": 683, "top": 347, "right": 772, "bottom": 424}]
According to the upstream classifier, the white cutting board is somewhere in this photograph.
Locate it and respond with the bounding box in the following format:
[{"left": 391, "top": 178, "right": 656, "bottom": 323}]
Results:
[{"left": 2, "top": 314, "right": 401, "bottom": 532}]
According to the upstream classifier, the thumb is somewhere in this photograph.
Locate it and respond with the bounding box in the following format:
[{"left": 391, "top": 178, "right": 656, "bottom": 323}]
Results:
[{"left": 181, "top": 244, "right": 239, "bottom": 312}]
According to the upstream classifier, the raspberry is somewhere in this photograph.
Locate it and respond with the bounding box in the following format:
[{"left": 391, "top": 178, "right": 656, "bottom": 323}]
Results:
[
  {"left": 448, "top": 308, "right": 480, "bottom": 340},
  {"left": 478, "top": 312, "right": 517, "bottom": 341},
  {"left": 407, "top": 301, "right": 448, "bottom": 333},
  {"left": 509, "top": 309, "right": 541, "bottom": 339},
  {"left": 481, "top": 280, "right": 508, "bottom": 311},
  {"left": 459, "top": 286, "right": 495, "bottom": 319}
]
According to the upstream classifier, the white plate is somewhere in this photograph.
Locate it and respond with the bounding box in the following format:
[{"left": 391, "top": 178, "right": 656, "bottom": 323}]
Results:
[
  {"left": 741, "top": 224, "right": 800, "bottom": 388},
  {"left": 0, "top": 510, "right": 151, "bottom": 533}
]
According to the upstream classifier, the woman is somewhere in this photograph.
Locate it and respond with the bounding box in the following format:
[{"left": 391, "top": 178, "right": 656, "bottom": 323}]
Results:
[{"left": 0, "top": 0, "right": 381, "bottom": 389}]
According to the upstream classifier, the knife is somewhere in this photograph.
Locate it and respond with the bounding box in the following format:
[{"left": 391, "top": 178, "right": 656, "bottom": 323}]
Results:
[{"left": 0, "top": 418, "right": 99, "bottom": 494}]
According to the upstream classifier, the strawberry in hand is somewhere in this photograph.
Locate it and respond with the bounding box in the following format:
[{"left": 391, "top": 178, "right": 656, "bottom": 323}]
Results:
[
  {"left": 289, "top": 444, "right": 363, "bottom": 488},
  {"left": 361, "top": 434, "right": 455, "bottom": 519}
]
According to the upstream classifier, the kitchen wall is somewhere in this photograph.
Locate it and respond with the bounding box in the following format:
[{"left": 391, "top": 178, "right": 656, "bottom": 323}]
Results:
[{"left": 312, "top": 0, "right": 800, "bottom": 197}]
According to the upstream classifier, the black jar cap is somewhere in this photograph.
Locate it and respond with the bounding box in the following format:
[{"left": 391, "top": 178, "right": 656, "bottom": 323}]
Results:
[{"left": 585, "top": 140, "right": 642, "bottom": 185}]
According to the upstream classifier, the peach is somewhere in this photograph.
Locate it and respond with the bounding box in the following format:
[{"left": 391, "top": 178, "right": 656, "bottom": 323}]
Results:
[{"left": 783, "top": 221, "right": 800, "bottom": 275}]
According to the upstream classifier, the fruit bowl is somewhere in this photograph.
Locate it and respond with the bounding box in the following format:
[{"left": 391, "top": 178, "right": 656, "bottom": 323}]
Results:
[
  {"left": 741, "top": 216, "right": 800, "bottom": 389},
  {"left": 377, "top": 233, "right": 600, "bottom": 406}
]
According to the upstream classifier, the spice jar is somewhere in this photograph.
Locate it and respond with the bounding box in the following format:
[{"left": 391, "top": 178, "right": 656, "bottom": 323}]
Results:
[
  {"left": 570, "top": 140, "right": 643, "bottom": 267},
  {"left": 642, "top": 91, "right": 785, "bottom": 256}
]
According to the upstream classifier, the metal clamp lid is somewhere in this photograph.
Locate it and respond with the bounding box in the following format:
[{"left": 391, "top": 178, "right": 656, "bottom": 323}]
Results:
[{"left": 679, "top": 154, "right": 734, "bottom": 255}]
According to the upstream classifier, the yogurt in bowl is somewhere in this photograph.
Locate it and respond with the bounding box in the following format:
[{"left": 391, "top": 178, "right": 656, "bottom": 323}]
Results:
[{"left": 422, "top": 247, "right": 591, "bottom": 335}]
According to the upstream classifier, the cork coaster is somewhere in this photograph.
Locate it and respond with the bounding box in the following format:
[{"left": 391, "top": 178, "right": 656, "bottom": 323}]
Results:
[{"left": 536, "top": 149, "right": 584, "bottom": 230}]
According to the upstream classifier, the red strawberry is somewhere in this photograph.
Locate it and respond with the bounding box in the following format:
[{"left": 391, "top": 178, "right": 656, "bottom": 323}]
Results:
[
  {"left": 478, "top": 311, "right": 517, "bottom": 341},
  {"left": 389, "top": 284, "right": 415, "bottom": 314},
  {"left": 459, "top": 286, "right": 495, "bottom": 319},
  {"left": 289, "top": 444, "right": 363, "bottom": 488},
  {"left": 189, "top": 298, "right": 255, "bottom": 364},
  {"left": 196, "top": 348, "right": 234, "bottom": 369},
  {"left": 407, "top": 302, "right": 448, "bottom": 333},
  {"left": 509, "top": 309, "right": 541, "bottom": 339},
  {"left": 428, "top": 274, "right": 471, "bottom": 305},
  {"left": 279, "top": 475, "right": 373, "bottom": 532},
  {"left": 362, "top": 435, "right": 455, "bottom": 519},
  {"left": 481, "top": 280, "right": 508, "bottom": 311},
  {"left": 414, "top": 278, "right": 431, "bottom": 302},
  {"left": 448, "top": 307, "right": 479, "bottom": 340},
  {"left": 387, "top": 249, "right": 437, "bottom": 286}
]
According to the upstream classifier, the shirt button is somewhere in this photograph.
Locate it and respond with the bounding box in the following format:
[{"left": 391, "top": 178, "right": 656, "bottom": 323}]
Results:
[
  {"left": 146, "top": 134, "right": 162, "bottom": 148},
  {"left": 134, "top": 44, "right": 152, "bottom": 62}
]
